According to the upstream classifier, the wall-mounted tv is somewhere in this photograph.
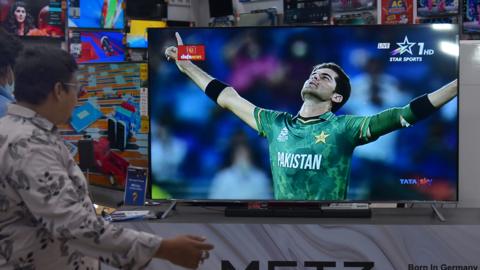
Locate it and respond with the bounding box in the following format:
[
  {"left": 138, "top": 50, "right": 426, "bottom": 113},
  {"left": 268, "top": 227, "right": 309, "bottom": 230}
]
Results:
[
  {"left": 126, "top": 19, "right": 166, "bottom": 48},
  {"left": 67, "top": 0, "right": 124, "bottom": 29},
  {"left": 125, "top": 0, "right": 167, "bottom": 20},
  {"left": 463, "top": 0, "right": 480, "bottom": 33},
  {"left": 148, "top": 25, "right": 459, "bottom": 202},
  {"left": 332, "top": 0, "right": 376, "bottom": 12},
  {"left": 0, "top": 0, "right": 65, "bottom": 37},
  {"left": 417, "top": 0, "right": 459, "bottom": 17},
  {"left": 68, "top": 29, "right": 124, "bottom": 63}
]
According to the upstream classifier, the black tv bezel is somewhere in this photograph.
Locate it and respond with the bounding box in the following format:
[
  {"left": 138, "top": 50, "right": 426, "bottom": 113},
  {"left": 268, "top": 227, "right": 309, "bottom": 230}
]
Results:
[{"left": 146, "top": 24, "right": 460, "bottom": 204}]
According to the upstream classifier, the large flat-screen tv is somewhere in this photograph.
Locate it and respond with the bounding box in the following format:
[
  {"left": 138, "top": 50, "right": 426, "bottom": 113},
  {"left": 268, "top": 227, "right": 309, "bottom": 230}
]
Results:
[
  {"left": 0, "top": 0, "right": 65, "bottom": 37},
  {"left": 463, "top": 0, "right": 480, "bottom": 33},
  {"left": 148, "top": 25, "right": 459, "bottom": 202}
]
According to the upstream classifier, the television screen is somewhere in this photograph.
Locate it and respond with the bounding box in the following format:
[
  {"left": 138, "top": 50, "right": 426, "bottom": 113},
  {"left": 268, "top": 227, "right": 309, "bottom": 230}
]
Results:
[
  {"left": 67, "top": 0, "right": 124, "bottom": 29},
  {"left": 69, "top": 29, "right": 124, "bottom": 63},
  {"left": 463, "top": 0, "right": 480, "bottom": 33},
  {"left": 126, "top": 0, "right": 167, "bottom": 19},
  {"left": 284, "top": 0, "right": 331, "bottom": 24},
  {"left": 126, "top": 48, "right": 148, "bottom": 62},
  {"left": 332, "top": 10, "right": 377, "bottom": 25},
  {"left": 59, "top": 63, "right": 149, "bottom": 189},
  {"left": 166, "top": 20, "right": 192, "bottom": 27},
  {"left": 332, "top": 0, "right": 376, "bottom": 12},
  {"left": 208, "top": 0, "right": 234, "bottom": 17},
  {"left": 417, "top": 0, "right": 459, "bottom": 17},
  {"left": 0, "top": 0, "right": 65, "bottom": 37},
  {"left": 148, "top": 25, "right": 459, "bottom": 202},
  {"left": 126, "top": 19, "right": 166, "bottom": 48}
]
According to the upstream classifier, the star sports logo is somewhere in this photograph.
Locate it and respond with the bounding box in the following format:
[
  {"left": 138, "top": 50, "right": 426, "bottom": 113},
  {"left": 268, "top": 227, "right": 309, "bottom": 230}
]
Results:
[
  {"left": 391, "top": 36, "right": 416, "bottom": 56},
  {"left": 383, "top": 36, "right": 435, "bottom": 63}
]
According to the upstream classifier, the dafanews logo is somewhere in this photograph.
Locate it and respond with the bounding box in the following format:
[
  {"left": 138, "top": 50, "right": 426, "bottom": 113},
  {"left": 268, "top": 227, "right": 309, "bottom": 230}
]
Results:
[
  {"left": 378, "top": 36, "right": 435, "bottom": 63},
  {"left": 177, "top": 45, "right": 205, "bottom": 61}
]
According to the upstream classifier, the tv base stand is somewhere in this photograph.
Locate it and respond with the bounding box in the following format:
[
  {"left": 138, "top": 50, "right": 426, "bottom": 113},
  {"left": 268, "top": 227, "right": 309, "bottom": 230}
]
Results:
[
  {"left": 431, "top": 203, "right": 446, "bottom": 222},
  {"left": 225, "top": 203, "right": 372, "bottom": 218}
]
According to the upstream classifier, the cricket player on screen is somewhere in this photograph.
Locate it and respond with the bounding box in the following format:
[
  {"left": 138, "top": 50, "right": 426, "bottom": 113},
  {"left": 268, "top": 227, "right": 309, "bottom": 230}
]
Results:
[{"left": 165, "top": 32, "right": 458, "bottom": 201}]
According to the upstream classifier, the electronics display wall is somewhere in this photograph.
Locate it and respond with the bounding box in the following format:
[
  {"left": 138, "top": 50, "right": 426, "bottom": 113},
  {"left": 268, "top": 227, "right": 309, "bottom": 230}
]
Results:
[
  {"left": 58, "top": 0, "right": 170, "bottom": 190},
  {"left": 0, "top": 0, "right": 175, "bottom": 191}
]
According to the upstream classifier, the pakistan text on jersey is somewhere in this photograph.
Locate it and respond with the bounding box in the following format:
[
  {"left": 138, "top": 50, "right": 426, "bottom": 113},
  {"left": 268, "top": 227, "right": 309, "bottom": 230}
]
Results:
[{"left": 277, "top": 152, "right": 322, "bottom": 170}]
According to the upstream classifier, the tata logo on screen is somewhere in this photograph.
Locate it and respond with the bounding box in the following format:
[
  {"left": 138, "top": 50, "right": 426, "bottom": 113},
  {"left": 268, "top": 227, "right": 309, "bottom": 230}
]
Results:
[
  {"left": 221, "top": 260, "right": 374, "bottom": 270},
  {"left": 378, "top": 36, "right": 436, "bottom": 63},
  {"left": 399, "top": 178, "right": 434, "bottom": 186}
]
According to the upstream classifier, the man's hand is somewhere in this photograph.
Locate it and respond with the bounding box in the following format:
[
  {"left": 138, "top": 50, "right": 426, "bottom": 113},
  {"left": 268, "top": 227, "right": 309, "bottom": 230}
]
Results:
[
  {"left": 165, "top": 32, "right": 191, "bottom": 73},
  {"left": 155, "top": 234, "right": 214, "bottom": 269}
]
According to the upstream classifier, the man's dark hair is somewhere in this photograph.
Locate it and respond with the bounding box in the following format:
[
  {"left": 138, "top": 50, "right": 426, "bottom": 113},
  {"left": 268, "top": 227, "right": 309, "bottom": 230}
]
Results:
[
  {"left": 14, "top": 47, "right": 78, "bottom": 105},
  {"left": 314, "top": 63, "right": 351, "bottom": 113},
  {"left": 0, "top": 28, "right": 23, "bottom": 75}
]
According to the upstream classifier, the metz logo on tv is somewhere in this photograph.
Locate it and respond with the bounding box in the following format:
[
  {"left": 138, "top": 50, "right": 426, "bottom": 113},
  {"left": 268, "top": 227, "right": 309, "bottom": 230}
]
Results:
[
  {"left": 399, "top": 177, "right": 433, "bottom": 186},
  {"left": 177, "top": 45, "right": 206, "bottom": 61},
  {"left": 378, "top": 36, "right": 435, "bottom": 63}
]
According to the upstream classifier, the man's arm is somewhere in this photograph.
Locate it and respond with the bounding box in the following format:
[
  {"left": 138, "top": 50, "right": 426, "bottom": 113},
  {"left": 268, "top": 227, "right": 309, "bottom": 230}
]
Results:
[
  {"left": 427, "top": 79, "right": 457, "bottom": 108},
  {"left": 13, "top": 143, "right": 213, "bottom": 269},
  {"left": 356, "top": 79, "right": 458, "bottom": 143},
  {"left": 165, "top": 32, "right": 258, "bottom": 131}
]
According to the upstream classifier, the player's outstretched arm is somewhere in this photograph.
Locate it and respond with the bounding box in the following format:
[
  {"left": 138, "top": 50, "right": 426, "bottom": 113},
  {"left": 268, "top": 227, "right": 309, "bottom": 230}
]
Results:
[
  {"left": 361, "top": 79, "right": 458, "bottom": 142},
  {"left": 164, "top": 32, "right": 258, "bottom": 131},
  {"left": 427, "top": 79, "right": 457, "bottom": 108}
]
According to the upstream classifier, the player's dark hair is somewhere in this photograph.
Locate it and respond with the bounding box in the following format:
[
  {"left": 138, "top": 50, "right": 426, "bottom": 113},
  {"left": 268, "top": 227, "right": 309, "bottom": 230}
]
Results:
[
  {"left": 14, "top": 47, "right": 78, "bottom": 105},
  {"left": 314, "top": 63, "right": 351, "bottom": 113},
  {"left": 0, "top": 28, "right": 23, "bottom": 76}
]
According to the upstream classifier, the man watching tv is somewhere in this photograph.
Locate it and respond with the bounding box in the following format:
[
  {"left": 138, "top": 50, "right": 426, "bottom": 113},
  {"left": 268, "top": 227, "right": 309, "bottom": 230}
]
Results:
[{"left": 0, "top": 46, "right": 213, "bottom": 269}]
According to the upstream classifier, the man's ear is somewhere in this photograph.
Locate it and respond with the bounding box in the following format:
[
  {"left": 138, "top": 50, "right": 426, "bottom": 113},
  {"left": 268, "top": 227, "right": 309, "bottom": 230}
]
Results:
[
  {"left": 52, "top": 82, "right": 64, "bottom": 101},
  {"left": 331, "top": 92, "right": 343, "bottom": 104},
  {"left": 7, "top": 66, "right": 14, "bottom": 85}
]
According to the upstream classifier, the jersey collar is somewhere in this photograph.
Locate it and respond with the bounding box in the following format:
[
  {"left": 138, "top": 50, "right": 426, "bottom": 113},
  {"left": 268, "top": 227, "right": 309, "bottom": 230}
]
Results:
[{"left": 294, "top": 111, "right": 335, "bottom": 124}]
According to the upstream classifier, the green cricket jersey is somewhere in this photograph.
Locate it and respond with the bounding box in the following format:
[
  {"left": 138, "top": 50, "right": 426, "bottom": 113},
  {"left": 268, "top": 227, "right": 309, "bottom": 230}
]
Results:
[{"left": 254, "top": 105, "right": 418, "bottom": 201}]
